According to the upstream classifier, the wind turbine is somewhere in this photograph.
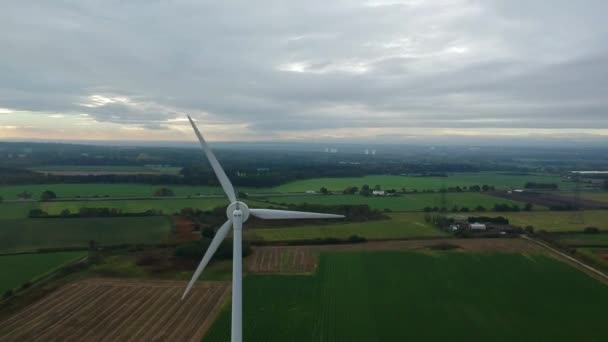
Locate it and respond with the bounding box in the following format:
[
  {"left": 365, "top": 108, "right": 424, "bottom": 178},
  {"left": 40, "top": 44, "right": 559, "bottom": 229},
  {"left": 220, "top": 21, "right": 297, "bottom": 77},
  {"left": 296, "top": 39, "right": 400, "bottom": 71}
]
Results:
[{"left": 182, "top": 115, "right": 344, "bottom": 342}]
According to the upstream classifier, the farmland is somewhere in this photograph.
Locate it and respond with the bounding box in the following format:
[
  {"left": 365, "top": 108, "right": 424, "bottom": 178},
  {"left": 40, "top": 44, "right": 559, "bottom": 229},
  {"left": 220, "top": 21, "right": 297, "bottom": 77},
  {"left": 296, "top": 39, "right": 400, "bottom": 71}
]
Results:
[
  {"left": 273, "top": 172, "right": 573, "bottom": 192},
  {"left": 556, "top": 233, "right": 608, "bottom": 247},
  {"left": 29, "top": 165, "right": 183, "bottom": 175},
  {"left": 0, "top": 279, "right": 229, "bottom": 341},
  {"left": 501, "top": 210, "right": 608, "bottom": 232},
  {"left": 0, "top": 251, "right": 85, "bottom": 294},
  {"left": 39, "top": 198, "right": 229, "bottom": 216},
  {"left": 263, "top": 192, "right": 528, "bottom": 211},
  {"left": 0, "top": 184, "right": 227, "bottom": 199},
  {"left": 251, "top": 213, "right": 446, "bottom": 241},
  {"left": 248, "top": 247, "right": 316, "bottom": 274},
  {"left": 0, "top": 216, "right": 171, "bottom": 253},
  {"left": 205, "top": 251, "right": 608, "bottom": 341}
]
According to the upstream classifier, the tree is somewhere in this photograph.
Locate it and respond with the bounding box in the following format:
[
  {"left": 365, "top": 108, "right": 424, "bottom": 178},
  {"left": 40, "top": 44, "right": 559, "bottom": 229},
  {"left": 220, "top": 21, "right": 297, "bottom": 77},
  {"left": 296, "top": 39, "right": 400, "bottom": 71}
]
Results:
[
  {"left": 360, "top": 184, "right": 371, "bottom": 197},
  {"left": 524, "top": 226, "right": 535, "bottom": 234},
  {"left": 60, "top": 209, "right": 71, "bottom": 217},
  {"left": 40, "top": 190, "right": 57, "bottom": 201},
  {"left": 524, "top": 203, "right": 533, "bottom": 211},
  {"left": 153, "top": 187, "right": 175, "bottom": 197},
  {"left": 373, "top": 184, "right": 381, "bottom": 191},
  {"left": 238, "top": 191, "right": 249, "bottom": 199},
  {"left": 343, "top": 186, "right": 358, "bottom": 195},
  {"left": 474, "top": 205, "right": 486, "bottom": 212},
  {"left": 320, "top": 187, "right": 329, "bottom": 195},
  {"left": 481, "top": 184, "right": 490, "bottom": 192}
]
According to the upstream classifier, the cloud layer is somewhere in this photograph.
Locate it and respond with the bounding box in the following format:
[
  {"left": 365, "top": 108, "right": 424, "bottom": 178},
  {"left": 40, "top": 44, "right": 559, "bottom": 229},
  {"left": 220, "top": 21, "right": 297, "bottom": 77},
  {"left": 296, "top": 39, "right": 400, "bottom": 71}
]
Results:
[{"left": 1, "top": 0, "right": 607, "bottom": 141}]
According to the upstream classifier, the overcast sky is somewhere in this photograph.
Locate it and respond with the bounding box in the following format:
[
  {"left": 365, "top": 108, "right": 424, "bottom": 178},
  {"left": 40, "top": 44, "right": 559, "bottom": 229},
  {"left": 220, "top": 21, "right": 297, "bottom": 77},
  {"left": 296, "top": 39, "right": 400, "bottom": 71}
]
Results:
[{"left": 1, "top": 0, "right": 607, "bottom": 143}]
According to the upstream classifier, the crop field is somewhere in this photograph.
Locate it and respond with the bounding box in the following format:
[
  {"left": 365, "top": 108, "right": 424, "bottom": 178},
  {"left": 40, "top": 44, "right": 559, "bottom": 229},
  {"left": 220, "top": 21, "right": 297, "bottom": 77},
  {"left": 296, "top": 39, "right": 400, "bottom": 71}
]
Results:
[
  {"left": 206, "top": 251, "right": 608, "bottom": 341},
  {"left": 502, "top": 210, "right": 608, "bottom": 232},
  {"left": 0, "top": 216, "right": 171, "bottom": 253},
  {"left": 556, "top": 233, "right": 608, "bottom": 246},
  {"left": 0, "top": 202, "right": 37, "bottom": 219},
  {"left": 251, "top": 213, "right": 446, "bottom": 241},
  {"left": 0, "top": 279, "right": 229, "bottom": 341},
  {"left": 248, "top": 247, "right": 316, "bottom": 274},
  {"left": 274, "top": 172, "right": 573, "bottom": 192},
  {"left": 0, "top": 184, "right": 276, "bottom": 200},
  {"left": 29, "top": 165, "right": 183, "bottom": 175},
  {"left": 39, "top": 198, "right": 229, "bottom": 216},
  {"left": 264, "top": 192, "right": 528, "bottom": 211},
  {"left": 0, "top": 251, "right": 85, "bottom": 294},
  {"left": 579, "top": 192, "right": 608, "bottom": 203}
]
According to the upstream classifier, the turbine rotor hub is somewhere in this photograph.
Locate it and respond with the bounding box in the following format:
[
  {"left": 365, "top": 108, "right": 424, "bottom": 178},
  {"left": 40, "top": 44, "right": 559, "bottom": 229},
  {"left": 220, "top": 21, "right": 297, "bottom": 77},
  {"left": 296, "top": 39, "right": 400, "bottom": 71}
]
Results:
[{"left": 227, "top": 201, "right": 250, "bottom": 222}]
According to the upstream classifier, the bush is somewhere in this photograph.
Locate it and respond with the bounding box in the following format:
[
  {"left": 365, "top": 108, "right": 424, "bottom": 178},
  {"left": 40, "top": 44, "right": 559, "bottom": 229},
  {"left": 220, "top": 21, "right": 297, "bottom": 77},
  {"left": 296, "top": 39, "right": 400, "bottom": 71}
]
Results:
[
  {"left": 3, "top": 290, "right": 13, "bottom": 299},
  {"left": 136, "top": 254, "right": 163, "bottom": 266},
  {"left": 584, "top": 227, "right": 600, "bottom": 234},
  {"left": 524, "top": 226, "right": 535, "bottom": 234},
  {"left": 153, "top": 187, "right": 175, "bottom": 197},
  {"left": 28, "top": 209, "right": 49, "bottom": 217},
  {"left": 347, "top": 235, "right": 367, "bottom": 243},
  {"left": 20, "top": 281, "right": 32, "bottom": 290},
  {"left": 40, "top": 190, "right": 57, "bottom": 201},
  {"left": 175, "top": 239, "right": 252, "bottom": 260}
]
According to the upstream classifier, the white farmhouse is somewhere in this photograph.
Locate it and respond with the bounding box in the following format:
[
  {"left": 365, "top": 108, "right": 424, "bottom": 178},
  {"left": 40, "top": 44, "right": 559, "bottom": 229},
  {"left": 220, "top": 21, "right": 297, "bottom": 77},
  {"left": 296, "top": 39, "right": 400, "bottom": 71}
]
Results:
[
  {"left": 372, "top": 190, "right": 385, "bottom": 196},
  {"left": 470, "top": 222, "right": 487, "bottom": 231}
]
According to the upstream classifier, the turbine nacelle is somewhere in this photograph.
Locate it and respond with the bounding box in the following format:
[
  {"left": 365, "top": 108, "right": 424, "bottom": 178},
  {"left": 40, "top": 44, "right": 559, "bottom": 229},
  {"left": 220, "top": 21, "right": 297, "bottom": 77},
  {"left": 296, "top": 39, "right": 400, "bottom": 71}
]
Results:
[{"left": 227, "top": 201, "right": 250, "bottom": 222}]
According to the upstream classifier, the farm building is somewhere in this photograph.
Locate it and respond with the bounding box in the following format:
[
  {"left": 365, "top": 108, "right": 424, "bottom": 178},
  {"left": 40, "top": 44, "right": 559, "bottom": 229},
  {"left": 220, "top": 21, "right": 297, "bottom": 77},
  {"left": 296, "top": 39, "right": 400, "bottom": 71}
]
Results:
[
  {"left": 372, "top": 190, "right": 385, "bottom": 196},
  {"left": 470, "top": 223, "right": 487, "bottom": 231}
]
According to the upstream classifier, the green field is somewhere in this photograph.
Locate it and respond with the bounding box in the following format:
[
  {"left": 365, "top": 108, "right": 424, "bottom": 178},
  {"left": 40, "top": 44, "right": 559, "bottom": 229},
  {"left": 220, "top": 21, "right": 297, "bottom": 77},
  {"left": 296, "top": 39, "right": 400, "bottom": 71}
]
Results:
[
  {"left": 39, "top": 198, "right": 229, "bottom": 216},
  {"left": 206, "top": 252, "right": 608, "bottom": 341},
  {"left": 580, "top": 191, "right": 608, "bottom": 203},
  {"left": 0, "top": 184, "right": 225, "bottom": 199},
  {"left": 0, "top": 217, "right": 171, "bottom": 253},
  {"left": 502, "top": 210, "right": 608, "bottom": 232},
  {"left": 0, "top": 251, "right": 85, "bottom": 294},
  {"left": 274, "top": 172, "right": 572, "bottom": 192},
  {"left": 264, "top": 192, "right": 528, "bottom": 211},
  {"left": 29, "top": 165, "right": 183, "bottom": 175},
  {"left": 251, "top": 213, "right": 445, "bottom": 241},
  {"left": 557, "top": 233, "right": 608, "bottom": 246},
  {"left": 0, "top": 202, "right": 37, "bottom": 219}
]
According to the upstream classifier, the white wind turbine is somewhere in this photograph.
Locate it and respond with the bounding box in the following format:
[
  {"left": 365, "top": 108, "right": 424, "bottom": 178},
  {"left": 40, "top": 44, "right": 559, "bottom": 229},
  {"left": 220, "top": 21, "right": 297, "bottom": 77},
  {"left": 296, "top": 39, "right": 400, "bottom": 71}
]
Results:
[{"left": 182, "top": 116, "right": 344, "bottom": 342}]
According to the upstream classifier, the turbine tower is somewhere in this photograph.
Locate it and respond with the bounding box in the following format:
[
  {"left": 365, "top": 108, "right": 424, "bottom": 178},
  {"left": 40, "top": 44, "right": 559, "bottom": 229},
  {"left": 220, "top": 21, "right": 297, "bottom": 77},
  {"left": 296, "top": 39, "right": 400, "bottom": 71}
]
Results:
[{"left": 182, "top": 115, "right": 344, "bottom": 342}]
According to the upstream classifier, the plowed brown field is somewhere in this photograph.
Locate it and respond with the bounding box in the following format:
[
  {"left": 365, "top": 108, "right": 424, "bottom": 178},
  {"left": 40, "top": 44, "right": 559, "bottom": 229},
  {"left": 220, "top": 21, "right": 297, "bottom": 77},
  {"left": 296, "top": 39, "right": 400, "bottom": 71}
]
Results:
[
  {"left": 0, "top": 278, "right": 229, "bottom": 342},
  {"left": 248, "top": 247, "right": 316, "bottom": 274}
]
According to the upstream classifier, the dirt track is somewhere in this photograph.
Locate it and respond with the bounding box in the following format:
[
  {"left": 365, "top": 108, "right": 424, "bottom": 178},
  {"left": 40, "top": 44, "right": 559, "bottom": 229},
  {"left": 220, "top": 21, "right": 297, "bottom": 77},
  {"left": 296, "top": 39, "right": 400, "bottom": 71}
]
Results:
[{"left": 0, "top": 278, "right": 229, "bottom": 342}]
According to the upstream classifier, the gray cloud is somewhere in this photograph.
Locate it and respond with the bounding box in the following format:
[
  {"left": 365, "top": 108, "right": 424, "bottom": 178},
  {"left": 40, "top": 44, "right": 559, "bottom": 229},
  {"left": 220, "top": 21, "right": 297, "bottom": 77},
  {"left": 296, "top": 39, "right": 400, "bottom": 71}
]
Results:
[{"left": 1, "top": 0, "right": 608, "bottom": 138}]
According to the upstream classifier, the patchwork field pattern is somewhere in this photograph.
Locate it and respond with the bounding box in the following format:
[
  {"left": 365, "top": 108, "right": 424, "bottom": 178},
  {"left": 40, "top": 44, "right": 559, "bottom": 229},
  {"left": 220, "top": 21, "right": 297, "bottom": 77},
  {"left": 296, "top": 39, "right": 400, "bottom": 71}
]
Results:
[
  {"left": 248, "top": 247, "right": 316, "bottom": 274},
  {"left": 0, "top": 279, "right": 229, "bottom": 342}
]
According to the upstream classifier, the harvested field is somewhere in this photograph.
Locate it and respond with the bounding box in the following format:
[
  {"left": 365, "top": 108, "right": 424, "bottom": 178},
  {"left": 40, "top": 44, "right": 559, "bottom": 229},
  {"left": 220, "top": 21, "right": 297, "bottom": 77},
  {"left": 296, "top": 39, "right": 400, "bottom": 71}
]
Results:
[
  {"left": 0, "top": 278, "right": 229, "bottom": 342},
  {"left": 489, "top": 191, "right": 607, "bottom": 209},
  {"left": 248, "top": 247, "right": 316, "bottom": 274}
]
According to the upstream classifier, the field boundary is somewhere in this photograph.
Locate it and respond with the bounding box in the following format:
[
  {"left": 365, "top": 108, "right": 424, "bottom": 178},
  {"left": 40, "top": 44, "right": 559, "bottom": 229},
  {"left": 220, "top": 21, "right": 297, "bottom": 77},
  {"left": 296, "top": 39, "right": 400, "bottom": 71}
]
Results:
[{"left": 522, "top": 235, "right": 608, "bottom": 284}]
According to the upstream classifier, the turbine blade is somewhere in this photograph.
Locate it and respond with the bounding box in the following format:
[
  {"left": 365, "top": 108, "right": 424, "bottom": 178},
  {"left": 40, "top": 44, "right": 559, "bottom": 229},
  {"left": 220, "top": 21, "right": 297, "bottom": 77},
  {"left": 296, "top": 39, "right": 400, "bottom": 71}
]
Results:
[
  {"left": 249, "top": 208, "right": 344, "bottom": 220},
  {"left": 182, "top": 219, "right": 232, "bottom": 300},
  {"left": 187, "top": 115, "right": 237, "bottom": 203}
]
